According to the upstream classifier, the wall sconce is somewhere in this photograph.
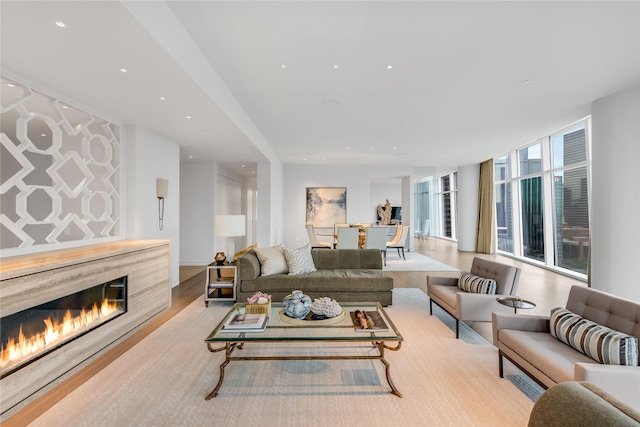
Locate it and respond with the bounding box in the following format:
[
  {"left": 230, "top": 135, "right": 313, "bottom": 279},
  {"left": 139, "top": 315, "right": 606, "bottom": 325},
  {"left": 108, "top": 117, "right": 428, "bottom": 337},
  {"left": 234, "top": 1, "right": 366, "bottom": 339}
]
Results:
[
  {"left": 215, "top": 215, "right": 246, "bottom": 263},
  {"left": 156, "top": 178, "right": 168, "bottom": 230}
]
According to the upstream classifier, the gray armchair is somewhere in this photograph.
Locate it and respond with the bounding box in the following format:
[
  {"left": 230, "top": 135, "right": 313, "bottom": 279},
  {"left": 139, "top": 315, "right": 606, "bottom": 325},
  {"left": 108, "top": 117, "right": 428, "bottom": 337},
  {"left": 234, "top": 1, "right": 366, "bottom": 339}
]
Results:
[{"left": 427, "top": 257, "right": 521, "bottom": 338}]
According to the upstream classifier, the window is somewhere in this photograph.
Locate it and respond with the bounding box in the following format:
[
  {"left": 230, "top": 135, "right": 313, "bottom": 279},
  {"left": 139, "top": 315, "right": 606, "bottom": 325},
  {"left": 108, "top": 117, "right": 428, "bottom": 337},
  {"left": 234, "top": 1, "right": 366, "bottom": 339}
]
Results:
[
  {"left": 432, "top": 172, "right": 457, "bottom": 240},
  {"left": 551, "top": 126, "right": 589, "bottom": 274},
  {"left": 494, "top": 118, "right": 591, "bottom": 277},
  {"left": 520, "top": 176, "right": 544, "bottom": 262},
  {"left": 441, "top": 175, "right": 452, "bottom": 238},
  {"left": 414, "top": 180, "right": 433, "bottom": 238},
  {"left": 495, "top": 156, "right": 513, "bottom": 253}
]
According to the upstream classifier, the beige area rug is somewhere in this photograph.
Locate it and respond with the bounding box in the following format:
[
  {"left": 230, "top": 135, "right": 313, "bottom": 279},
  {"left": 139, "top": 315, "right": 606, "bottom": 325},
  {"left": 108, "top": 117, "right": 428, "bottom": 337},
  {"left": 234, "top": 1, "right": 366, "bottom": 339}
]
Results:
[
  {"left": 29, "top": 289, "right": 535, "bottom": 427},
  {"left": 384, "top": 251, "right": 459, "bottom": 272}
]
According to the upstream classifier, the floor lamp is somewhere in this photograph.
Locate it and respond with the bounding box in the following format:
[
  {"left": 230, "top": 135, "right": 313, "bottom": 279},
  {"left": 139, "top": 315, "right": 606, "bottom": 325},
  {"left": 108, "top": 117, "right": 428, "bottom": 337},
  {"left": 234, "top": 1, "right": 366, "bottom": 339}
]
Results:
[{"left": 215, "top": 215, "right": 246, "bottom": 265}]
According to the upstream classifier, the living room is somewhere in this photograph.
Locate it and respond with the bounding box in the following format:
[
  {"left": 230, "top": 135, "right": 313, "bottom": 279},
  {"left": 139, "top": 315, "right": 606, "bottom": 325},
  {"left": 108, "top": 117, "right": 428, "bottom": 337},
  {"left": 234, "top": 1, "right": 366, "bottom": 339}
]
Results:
[{"left": 1, "top": 1, "right": 639, "bottom": 425}]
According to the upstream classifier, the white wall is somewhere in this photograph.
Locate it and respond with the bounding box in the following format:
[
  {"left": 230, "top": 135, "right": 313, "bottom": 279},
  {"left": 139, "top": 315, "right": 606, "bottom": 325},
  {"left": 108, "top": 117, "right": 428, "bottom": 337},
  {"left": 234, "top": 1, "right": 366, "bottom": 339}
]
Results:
[
  {"left": 282, "top": 164, "right": 413, "bottom": 248},
  {"left": 123, "top": 125, "right": 181, "bottom": 287},
  {"left": 591, "top": 86, "right": 640, "bottom": 302},
  {"left": 457, "top": 164, "right": 480, "bottom": 251},
  {"left": 370, "top": 182, "right": 402, "bottom": 222},
  {"left": 179, "top": 161, "right": 217, "bottom": 266}
]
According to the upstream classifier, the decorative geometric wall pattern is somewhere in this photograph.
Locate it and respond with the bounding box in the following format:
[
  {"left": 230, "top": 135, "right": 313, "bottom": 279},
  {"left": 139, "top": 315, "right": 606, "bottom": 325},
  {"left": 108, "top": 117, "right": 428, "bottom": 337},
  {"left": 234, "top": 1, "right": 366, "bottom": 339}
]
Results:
[{"left": 0, "top": 75, "right": 121, "bottom": 250}]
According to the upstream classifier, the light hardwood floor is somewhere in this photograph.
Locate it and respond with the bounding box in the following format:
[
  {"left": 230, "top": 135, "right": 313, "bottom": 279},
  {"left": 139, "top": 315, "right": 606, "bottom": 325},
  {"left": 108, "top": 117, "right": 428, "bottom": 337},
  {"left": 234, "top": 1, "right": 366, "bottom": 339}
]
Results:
[{"left": 5, "top": 238, "right": 584, "bottom": 425}]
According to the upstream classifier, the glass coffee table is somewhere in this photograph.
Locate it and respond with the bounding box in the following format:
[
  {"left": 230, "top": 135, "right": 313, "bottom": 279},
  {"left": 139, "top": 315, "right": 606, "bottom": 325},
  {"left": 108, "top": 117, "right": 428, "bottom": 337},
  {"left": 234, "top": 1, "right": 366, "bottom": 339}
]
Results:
[{"left": 204, "top": 302, "right": 404, "bottom": 399}]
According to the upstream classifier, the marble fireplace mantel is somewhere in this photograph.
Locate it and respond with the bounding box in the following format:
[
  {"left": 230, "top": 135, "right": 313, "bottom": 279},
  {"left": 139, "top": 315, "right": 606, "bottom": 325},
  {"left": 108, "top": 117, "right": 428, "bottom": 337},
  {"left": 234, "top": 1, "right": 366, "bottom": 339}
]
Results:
[{"left": 0, "top": 240, "right": 171, "bottom": 420}]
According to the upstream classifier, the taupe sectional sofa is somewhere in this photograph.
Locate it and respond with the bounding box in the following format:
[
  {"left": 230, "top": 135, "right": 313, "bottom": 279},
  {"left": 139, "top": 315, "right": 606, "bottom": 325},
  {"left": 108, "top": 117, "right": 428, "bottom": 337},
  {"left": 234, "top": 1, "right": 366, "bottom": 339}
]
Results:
[
  {"left": 493, "top": 285, "right": 640, "bottom": 411},
  {"left": 236, "top": 248, "right": 393, "bottom": 306}
]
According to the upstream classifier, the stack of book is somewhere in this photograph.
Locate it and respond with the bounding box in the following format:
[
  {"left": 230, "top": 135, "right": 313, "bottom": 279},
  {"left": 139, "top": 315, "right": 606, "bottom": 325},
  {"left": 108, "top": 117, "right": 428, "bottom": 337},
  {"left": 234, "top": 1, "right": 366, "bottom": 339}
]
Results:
[
  {"left": 350, "top": 310, "right": 389, "bottom": 332},
  {"left": 220, "top": 313, "right": 268, "bottom": 333}
]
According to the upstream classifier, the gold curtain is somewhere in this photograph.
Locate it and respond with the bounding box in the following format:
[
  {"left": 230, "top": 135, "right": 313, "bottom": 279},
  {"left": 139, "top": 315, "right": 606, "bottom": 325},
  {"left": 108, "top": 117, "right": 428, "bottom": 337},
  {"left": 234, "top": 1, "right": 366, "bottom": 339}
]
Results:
[{"left": 476, "top": 159, "right": 495, "bottom": 254}]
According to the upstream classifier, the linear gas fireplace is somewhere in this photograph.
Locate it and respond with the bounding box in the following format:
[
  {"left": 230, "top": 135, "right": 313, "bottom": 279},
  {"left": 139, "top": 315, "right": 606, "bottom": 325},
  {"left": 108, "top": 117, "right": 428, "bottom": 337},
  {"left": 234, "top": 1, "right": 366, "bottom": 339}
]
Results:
[{"left": 1, "top": 276, "right": 127, "bottom": 379}]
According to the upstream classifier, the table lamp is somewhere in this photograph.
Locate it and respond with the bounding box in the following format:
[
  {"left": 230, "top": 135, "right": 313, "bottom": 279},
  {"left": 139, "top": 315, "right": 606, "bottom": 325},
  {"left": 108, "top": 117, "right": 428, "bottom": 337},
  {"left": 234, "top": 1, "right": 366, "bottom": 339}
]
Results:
[{"left": 215, "top": 215, "right": 246, "bottom": 264}]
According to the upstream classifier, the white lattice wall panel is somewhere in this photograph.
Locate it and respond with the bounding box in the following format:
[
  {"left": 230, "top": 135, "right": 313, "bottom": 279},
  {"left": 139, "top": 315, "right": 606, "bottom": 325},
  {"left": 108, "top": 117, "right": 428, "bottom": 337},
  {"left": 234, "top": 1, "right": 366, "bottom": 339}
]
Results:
[{"left": 0, "top": 76, "right": 121, "bottom": 250}]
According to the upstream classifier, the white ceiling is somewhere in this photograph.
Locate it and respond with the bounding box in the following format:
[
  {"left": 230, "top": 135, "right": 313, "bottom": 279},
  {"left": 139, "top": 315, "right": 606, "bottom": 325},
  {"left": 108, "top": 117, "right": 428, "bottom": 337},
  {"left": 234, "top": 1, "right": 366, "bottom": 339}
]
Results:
[{"left": 2, "top": 1, "right": 639, "bottom": 176}]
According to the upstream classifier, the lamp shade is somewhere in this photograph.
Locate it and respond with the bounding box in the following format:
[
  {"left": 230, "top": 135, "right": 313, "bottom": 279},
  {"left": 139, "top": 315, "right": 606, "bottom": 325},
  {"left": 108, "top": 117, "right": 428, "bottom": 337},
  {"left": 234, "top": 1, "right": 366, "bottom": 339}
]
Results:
[
  {"left": 156, "top": 178, "right": 168, "bottom": 198},
  {"left": 215, "top": 215, "right": 246, "bottom": 237}
]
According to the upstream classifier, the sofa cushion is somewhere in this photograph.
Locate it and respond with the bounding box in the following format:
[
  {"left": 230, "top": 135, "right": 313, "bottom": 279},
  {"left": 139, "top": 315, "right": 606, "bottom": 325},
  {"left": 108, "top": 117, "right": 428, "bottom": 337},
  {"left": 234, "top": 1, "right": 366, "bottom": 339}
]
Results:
[
  {"left": 253, "top": 245, "right": 288, "bottom": 276},
  {"left": 551, "top": 307, "right": 639, "bottom": 366},
  {"left": 283, "top": 244, "right": 317, "bottom": 275},
  {"left": 498, "top": 329, "right": 597, "bottom": 384},
  {"left": 457, "top": 272, "right": 497, "bottom": 294}
]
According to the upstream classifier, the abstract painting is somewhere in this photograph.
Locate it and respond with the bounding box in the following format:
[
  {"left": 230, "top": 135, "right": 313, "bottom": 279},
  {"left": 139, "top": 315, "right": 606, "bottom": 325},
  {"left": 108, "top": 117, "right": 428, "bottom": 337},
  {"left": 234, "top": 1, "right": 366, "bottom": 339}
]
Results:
[{"left": 306, "top": 187, "right": 347, "bottom": 227}]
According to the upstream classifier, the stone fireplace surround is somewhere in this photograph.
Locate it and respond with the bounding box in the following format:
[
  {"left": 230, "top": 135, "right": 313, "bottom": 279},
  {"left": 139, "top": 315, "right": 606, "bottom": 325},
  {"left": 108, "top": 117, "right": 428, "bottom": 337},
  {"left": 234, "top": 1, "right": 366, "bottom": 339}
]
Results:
[{"left": 0, "top": 240, "right": 171, "bottom": 420}]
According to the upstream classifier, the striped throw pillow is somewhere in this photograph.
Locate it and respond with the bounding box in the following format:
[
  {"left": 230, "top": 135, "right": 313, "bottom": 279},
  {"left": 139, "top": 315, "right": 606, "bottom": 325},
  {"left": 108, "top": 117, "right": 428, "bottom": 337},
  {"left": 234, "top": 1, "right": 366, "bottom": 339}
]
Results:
[
  {"left": 457, "top": 272, "right": 497, "bottom": 294},
  {"left": 550, "top": 307, "right": 639, "bottom": 366}
]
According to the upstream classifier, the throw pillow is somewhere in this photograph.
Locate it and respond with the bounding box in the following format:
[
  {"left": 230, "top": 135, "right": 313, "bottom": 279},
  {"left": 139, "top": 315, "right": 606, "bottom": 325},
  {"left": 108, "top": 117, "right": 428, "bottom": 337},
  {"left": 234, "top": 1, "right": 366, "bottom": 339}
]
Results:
[
  {"left": 253, "top": 245, "right": 288, "bottom": 276},
  {"left": 283, "top": 244, "right": 317, "bottom": 275},
  {"left": 550, "top": 307, "right": 639, "bottom": 366},
  {"left": 457, "top": 272, "right": 497, "bottom": 294}
]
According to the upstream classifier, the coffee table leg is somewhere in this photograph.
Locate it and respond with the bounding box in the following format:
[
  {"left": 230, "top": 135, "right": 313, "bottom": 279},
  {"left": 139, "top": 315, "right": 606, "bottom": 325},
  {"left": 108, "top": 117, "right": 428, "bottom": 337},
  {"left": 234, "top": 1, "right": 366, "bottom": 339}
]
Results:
[
  {"left": 376, "top": 342, "right": 403, "bottom": 398},
  {"left": 205, "top": 342, "right": 240, "bottom": 400}
]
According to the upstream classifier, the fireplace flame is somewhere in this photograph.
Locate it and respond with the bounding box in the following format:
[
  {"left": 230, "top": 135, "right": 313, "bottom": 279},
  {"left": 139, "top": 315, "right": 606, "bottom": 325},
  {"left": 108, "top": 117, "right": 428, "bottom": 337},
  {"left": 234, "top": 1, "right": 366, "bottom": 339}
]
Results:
[{"left": 1, "top": 299, "right": 121, "bottom": 371}]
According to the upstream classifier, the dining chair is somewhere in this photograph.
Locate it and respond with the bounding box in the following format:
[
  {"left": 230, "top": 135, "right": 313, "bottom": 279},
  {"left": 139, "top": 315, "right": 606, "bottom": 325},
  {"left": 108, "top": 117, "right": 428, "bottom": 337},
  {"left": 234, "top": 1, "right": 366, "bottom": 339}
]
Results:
[
  {"left": 306, "top": 225, "right": 332, "bottom": 249},
  {"left": 386, "top": 224, "right": 403, "bottom": 246},
  {"left": 364, "top": 227, "right": 388, "bottom": 265},
  {"left": 386, "top": 225, "right": 410, "bottom": 260},
  {"left": 336, "top": 227, "right": 359, "bottom": 249},
  {"left": 333, "top": 223, "right": 350, "bottom": 248}
]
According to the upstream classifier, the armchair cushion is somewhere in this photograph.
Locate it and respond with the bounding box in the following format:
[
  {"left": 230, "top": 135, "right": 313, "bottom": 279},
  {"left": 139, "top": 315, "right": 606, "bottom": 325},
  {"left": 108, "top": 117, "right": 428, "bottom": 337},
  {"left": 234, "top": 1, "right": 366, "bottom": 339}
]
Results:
[
  {"left": 458, "top": 272, "right": 497, "bottom": 294},
  {"left": 551, "top": 307, "right": 639, "bottom": 366}
]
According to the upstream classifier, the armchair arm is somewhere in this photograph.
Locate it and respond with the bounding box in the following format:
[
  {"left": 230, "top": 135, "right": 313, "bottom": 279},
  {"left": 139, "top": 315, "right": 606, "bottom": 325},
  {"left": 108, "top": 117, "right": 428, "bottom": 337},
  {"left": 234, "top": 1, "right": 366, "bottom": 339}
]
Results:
[
  {"left": 575, "top": 363, "right": 640, "bottom": 411},
  {"left": 237, "top": 253, "right": 260, "bottom": 281},
  {"left": 426, "top": 275, "right": 459, "bottom": 287},
  {"left": 492, "top": 312, "right": 550, "bottom": 346},
  {"left": 457, "top": 293, "right": 516, "bottom": 323}
]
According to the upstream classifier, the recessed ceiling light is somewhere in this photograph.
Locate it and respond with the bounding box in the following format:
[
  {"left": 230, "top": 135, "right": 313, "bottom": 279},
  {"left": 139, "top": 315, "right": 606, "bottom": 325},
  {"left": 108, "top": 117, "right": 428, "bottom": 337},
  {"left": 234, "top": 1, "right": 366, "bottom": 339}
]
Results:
[
  {"left": 392, "top": 147, "right": 397, "bottom": 150},
  {"left": 369, "top": 147, "right": 374, "bottom": 150},
  {"left": 333, "top": 65, "right": 339, "bottom": 69},
  {"left": 186, "top": 115, "right": 192, "bottom": 119},
  {"left": 303, "top": 157, "right": 307, "bottom": 161},
  {"left": 120, "top": 68, "right": 128, "bottom": 73},
  {"left": 386, "top": 65, "right": 393, "bottom": 70},
  {"left": 187, "top": 155, "right": 194, "bottom": 159},
  {"left": 55, "top": 21, "right": 66, "bottom": 28},
  {"left": 346, "top": 146, "right": 351, "bottom": 150},
  {"left": 159, "top": 97, "right": 166, "bottom": 101},
  {"left": 41, "top": 133, "right": 47, "bottom": 137},
  {"left": 523, "top": 79, "right": 533, "bottom": 84},
  {"left": 241, "top": 164, "right": 246, "bottom": 168},
  {"left": 62, "top": 105, "right": 69, "bottom": 109},
  {"left": 280, "top": 64, "right": 287, "bottom": 69},
  {"left": 6, "top": 83, "right": 16, "bottom": 88}
]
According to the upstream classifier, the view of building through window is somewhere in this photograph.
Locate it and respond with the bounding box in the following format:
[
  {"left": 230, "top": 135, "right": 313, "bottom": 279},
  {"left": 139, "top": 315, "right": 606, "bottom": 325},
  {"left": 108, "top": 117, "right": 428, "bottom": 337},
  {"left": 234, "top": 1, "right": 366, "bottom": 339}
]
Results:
[
  {"left": 494, "top": 119, "right": 590, "bottom": 276},
  {"left": 415, "top": 118, "right": 589, "bottom": 278}
]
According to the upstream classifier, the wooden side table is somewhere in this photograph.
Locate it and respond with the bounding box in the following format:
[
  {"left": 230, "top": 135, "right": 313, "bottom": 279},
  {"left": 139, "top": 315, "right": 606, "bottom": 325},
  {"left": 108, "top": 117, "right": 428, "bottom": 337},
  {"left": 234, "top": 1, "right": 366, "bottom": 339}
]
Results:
[
  {"left": 496, "top": 296, "right": 536, "bottom": 313},
  {"left": 205, "top": 263, "right": 236, "bottom": 306}
]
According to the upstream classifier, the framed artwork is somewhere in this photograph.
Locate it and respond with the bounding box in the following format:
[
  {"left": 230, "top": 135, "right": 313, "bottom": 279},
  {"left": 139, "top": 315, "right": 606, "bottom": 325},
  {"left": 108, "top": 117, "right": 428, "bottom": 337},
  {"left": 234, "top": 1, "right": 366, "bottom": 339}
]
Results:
[{"left": 306, "top": 187, "right": 347, "bottom": 227}]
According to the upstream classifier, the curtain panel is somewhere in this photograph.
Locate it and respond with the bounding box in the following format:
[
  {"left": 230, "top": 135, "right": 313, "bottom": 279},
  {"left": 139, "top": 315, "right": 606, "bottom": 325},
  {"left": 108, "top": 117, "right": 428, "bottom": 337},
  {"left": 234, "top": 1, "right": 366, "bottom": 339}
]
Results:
[{"left": 476, "top": 159, "right": 496, "bottom": 253}]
